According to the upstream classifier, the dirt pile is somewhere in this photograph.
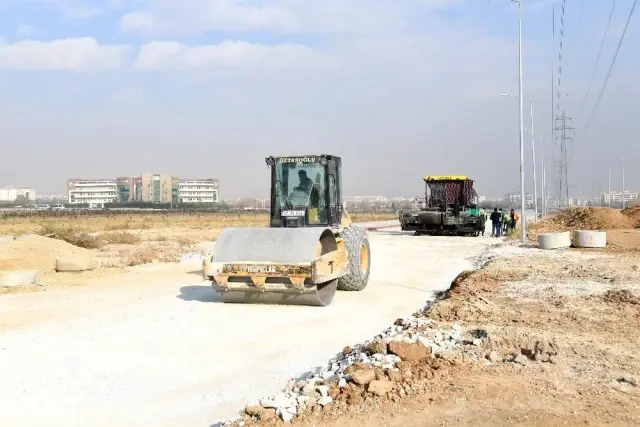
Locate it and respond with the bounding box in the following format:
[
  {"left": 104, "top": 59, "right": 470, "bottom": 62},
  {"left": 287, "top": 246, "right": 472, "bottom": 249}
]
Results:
[
  {"left": 622, "top": 206, "right": 640, "bottom": 227},
  {"left": 528, "top": 207, "right": 635, "bottom": 240},
  {"left": 548, "top": 207, "right": 634, "bottom": 230},
  {"left": 0, "top": 234, "right": 93, "bottom": 273}
]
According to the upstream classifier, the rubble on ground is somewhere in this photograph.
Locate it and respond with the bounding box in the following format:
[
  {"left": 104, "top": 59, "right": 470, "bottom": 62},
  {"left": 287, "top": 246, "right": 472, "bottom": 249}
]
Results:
[{"left": 220, "top": 313, "right": 494, "bottom": 425}]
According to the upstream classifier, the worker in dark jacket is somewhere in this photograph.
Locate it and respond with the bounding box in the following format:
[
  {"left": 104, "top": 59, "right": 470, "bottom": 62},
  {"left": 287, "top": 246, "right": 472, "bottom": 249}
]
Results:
[{"left": 490, "top": 208, "right": 501, "bottom": 237}]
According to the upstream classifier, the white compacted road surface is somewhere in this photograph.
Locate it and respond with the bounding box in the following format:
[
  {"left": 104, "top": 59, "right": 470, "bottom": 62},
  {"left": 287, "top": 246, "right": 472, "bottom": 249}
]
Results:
[{"left": 0, "top": 227, "right": 497, "bottom": 427}]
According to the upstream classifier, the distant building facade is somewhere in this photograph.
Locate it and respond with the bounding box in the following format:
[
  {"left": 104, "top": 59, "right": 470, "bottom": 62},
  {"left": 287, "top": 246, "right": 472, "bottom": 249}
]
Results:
[
  {"left": 116, "top": 177, "right": 135, "bottom": 203},
  {"left": 178, "top": 178, "right": 219, "bottom": 203},
  {"left": 601, "top": 191, "right": 638, "bottom": 207},
  {"left": 0, "top": 187, "right": 36, "bottom": 203},
  {"left": 67, "top": 179, "right": 118, "bottom": 205},
  {"left": 503, "top": 192, "right": 534, "bottom": 208},
  {"left": 67, "top": 175, "right": 218, "bottom": 204},
  {"left": 132, "top": 173, "right": 177, "bottom": 204}
]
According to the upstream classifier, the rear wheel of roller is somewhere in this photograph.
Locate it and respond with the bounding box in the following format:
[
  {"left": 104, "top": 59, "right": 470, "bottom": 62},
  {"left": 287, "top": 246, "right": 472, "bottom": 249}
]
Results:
[{"left": 337, "top": 224, "right": 371, "bottom": 291}]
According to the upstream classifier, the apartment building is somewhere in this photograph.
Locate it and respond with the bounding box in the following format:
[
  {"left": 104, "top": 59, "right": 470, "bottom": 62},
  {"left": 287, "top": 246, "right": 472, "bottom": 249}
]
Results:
[
  {"left": 0, "top": 186, "right": 36, "bottom": 203},
  {"left": 67, "top": 179, "right": 118, "bottom": 205},
  {"left": 178, "top": 178, "right": 219, "bottom": 203}
]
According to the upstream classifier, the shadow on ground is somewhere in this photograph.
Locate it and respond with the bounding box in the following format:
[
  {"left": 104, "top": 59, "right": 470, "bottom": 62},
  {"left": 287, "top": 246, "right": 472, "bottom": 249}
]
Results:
[
  {"left": 186, "top": 270, "right": 204, "bottom": 276},
  {"left": 373, "top": 230, "right": 415, "bottom": 236},
  {"left": 178, "top": 285, "right": 221, "bottom": 302}
]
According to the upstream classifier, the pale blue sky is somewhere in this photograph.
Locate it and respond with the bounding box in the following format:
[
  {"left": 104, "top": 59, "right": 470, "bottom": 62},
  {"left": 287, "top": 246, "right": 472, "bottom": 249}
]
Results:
[{"left": 0, "top": 0, "right": 638, "bottom": 198}]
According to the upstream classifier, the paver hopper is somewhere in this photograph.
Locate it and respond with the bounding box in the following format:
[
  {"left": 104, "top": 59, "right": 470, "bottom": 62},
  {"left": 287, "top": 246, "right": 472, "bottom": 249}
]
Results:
[{"left": 203, "top": 154, "right": 371, "bottom": 307}]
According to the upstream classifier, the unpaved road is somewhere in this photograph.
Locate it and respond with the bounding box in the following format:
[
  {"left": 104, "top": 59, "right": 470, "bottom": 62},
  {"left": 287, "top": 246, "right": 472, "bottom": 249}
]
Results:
[{"left": 0, "top": 225, "right": 496, "bottom": 427}]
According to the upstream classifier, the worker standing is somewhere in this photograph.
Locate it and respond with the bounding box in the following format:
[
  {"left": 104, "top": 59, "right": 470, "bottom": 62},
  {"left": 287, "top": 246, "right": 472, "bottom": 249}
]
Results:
[
  {"left": 498, "top": 208, "right": 506, "bottom": 234},
  {"left": 490, "top": 208, "right": 501, "bottom": 237},
  {"left": 510, "top": 208, "right": 519, "bottom": 231}
]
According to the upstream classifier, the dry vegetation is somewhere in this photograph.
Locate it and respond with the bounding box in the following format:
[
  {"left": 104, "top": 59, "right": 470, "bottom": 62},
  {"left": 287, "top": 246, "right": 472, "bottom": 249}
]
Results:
[
  {"left": 0, "top": 211, "right": 396, "bottom": 236},
  {"left": 244, "top": 246, "right": 640, "bottom": 427}
]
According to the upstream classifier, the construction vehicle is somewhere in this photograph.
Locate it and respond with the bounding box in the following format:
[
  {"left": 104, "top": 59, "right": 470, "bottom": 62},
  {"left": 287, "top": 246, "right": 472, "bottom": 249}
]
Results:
[
  {"left": 398, "top": 175, "right": 486, "bottom": 236},
  {"left": 202, "top": 154, "right": 371, "bottom": 307}
]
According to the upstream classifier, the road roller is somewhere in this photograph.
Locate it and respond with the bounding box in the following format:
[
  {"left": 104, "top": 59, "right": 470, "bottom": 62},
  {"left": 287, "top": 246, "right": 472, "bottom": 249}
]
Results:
[{"left": 202, "top": 154, "right": 371, "bottom": 307}]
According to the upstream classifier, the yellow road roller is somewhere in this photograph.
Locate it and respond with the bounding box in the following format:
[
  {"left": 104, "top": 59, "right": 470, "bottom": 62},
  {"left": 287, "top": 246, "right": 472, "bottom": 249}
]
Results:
[{"left": 202, "top": 154, "right": 371, "bottom": 306}]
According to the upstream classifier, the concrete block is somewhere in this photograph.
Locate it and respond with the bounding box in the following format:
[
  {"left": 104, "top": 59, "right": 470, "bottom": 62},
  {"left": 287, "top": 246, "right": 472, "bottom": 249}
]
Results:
[
  {"left": 537, "top": 231, "right": 571, "bottom": 250},
  {"left": 571, "top": 230, "right": 607, "bottom": 248},
  {"left": 55, "top": 257, "right": 93, "bottom": 272},
  {"left": 0, "top": 270, "right": 38, "bottom": 287}
]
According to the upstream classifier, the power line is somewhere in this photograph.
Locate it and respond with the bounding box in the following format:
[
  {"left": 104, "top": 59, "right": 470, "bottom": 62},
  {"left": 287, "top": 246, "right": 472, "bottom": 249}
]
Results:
[
  {"left": 583, "top": 0, "right": 637, "bottom": 134},
  {"left": 579, "top": 0, "right": 617, "bottom": 115}
]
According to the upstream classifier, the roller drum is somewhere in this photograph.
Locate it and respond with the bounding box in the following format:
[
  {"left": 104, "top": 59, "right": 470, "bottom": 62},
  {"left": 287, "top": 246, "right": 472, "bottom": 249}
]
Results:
[{"left": 210, "top": 227, "right": 344, "bottom": 307}]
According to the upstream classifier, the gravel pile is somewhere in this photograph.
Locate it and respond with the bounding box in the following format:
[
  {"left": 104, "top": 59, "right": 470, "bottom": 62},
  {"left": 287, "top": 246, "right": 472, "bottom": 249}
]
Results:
[{"left": 220, "top": 315, "right": 480, "bottom": 425}]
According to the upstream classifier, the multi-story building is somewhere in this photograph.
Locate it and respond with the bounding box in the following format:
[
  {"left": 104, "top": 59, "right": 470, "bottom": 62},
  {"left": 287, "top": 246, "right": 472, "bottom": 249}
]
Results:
[
  {"left": 67, "top": 175, "right": 219, "bottom": 205},
  {"left": 411, "top": 197, "right": 426, "bottom": 210},
  {"left": 0, "top": 186, "right": 36, "bottom": 203},
  {"left": 600, "top": 191, "right": 638, "bottom": 207},
  {"left": 503, "top": 192, "right": 534, "bottom": 208},
  {"left": 133, "top": 173, "right": 177, "bottom": 204},
  {"left": 67, "top": 179, "right": 118, "bottom": 205},
  {"left": 116, "top": 177, "right": 135, "bottom": 203},
  {"left": 178, "top": 178, "right": 219, "bottom": 204}
]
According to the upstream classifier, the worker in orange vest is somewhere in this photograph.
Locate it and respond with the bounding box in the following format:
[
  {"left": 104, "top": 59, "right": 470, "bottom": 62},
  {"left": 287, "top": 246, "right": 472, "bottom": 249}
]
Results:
[{"left": 510, "top": 208, "right": 520, "bottom": 231}]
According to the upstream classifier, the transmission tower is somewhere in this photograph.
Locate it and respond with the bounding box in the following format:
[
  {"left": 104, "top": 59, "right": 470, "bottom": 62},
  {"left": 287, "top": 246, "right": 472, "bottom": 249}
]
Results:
[{"left": 554, "top": 110, "right": 574, "bottom": 207}]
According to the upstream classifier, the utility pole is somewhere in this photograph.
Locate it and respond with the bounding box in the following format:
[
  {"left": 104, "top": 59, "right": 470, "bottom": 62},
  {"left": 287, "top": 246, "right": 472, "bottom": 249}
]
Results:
[{"left": 554, "top": 110, "right": 574, "bottom": 208}]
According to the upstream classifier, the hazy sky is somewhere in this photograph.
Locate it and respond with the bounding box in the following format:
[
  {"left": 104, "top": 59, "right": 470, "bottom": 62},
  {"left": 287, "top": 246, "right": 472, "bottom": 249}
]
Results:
[{"left": 0, "top": 0, "right": 638, "bottom": 199}]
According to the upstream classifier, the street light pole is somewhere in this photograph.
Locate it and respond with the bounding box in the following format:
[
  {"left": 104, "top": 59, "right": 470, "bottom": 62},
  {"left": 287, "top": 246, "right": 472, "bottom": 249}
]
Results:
[
  {"left": 622, "top": 157, "right": 625, "bottom": 210},
  {"left": 512, "top": 0, "right": 526, "bottom": 243},
  {"left": 540, "top": 150, "right": 547, "bottom": 217},
  {"left": 502, "top": 92, "right": 538, "bottom": 223},
  {"left": 529, "top": 101, "right": 538, "bottom": 223},
  {"left": 608, "top": 163, "right": 611, "bottom": 208}
]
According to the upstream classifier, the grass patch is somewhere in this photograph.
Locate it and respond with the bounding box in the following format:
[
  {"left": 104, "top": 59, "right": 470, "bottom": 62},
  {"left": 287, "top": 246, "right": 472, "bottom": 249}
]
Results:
[
  {"left": 125, "top": 248, "right": 181, "bottom": 266},
  {"left": 102, "top": 232, "right": 141, "bottom": 245},
  {"left": 2, "top": 212, "right": 397, "bottom": 235},
  {"left": 39, "top": 224, "right": 104, "bottom": 249}
]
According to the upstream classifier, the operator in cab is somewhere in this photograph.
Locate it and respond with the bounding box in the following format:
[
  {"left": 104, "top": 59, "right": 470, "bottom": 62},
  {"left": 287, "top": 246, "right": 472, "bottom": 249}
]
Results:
[{"left": 294, "top": 170, "right": 314, "bottom": 194}]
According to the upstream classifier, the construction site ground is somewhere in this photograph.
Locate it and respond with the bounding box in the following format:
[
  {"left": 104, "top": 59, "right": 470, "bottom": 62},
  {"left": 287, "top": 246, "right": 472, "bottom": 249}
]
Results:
[
  {"left": 0, "top": 225, "right": 494, "bottom": 427},
  {"left": 253, "top": 243, "right": 640, "bottom": 427},
  {"left": 1, "top": 207, "right": 639, "bottom": 427}
]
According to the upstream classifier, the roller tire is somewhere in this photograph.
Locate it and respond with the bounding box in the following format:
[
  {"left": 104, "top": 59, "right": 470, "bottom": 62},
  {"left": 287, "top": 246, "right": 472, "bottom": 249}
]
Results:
[{"left": 337, "top": 224, "right": 371, "bottom": 291}]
